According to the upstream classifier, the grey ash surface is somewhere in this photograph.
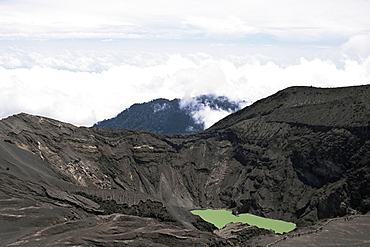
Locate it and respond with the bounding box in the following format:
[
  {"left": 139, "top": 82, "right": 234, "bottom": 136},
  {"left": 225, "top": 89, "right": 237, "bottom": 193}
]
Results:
[{"left": 0, "top": 85, "right": 370, "bottom": 246}]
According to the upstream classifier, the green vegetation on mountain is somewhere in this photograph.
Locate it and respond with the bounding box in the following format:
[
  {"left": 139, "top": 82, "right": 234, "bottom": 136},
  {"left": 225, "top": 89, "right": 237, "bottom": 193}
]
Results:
[{"left": 94, "top": 95, "right": 242, "bottom": 135}]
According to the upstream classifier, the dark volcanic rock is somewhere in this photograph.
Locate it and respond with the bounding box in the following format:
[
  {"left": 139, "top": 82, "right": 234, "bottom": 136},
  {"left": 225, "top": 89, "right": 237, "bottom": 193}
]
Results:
[
  {"left": 0, "top": 85, "right": 370, "bottom": 246},
  {"left": 259, "top": 215, "right": 370, "bottom": 247},
  {"left": 215, "top": 222, "right": 273, "bottom": 244},
  {"left": 0, "top": 140, "right": 226, "bottom": 246}
]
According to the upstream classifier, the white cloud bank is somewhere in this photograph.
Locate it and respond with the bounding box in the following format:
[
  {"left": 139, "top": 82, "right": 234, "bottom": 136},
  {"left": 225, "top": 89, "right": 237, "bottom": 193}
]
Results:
[
  {"left": 191, "top": 106, "right": 239, "bottom": 130},
  {"left": 1, "top": 45, "right": 369, "bottom": 126}
]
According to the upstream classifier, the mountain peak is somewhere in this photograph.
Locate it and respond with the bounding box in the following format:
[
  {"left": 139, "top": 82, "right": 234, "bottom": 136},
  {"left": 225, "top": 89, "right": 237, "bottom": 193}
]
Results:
[
  {"left": 209, "top": 85, "right": 370, "bottom": 131},
  {"left": 94, "top": 94, "right": 244, "bottom": 135}
]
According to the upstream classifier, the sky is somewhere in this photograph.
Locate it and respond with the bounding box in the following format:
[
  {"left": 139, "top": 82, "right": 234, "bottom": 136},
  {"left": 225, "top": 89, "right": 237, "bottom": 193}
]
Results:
[{"left": 0, "top": 0, "right": 370, "bottom": 127}]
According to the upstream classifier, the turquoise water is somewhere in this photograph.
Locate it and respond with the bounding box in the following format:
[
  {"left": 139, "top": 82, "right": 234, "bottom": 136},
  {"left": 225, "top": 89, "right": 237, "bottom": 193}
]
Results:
[{"left": 191, "top": 209, "right": 296, "bottom": 234}]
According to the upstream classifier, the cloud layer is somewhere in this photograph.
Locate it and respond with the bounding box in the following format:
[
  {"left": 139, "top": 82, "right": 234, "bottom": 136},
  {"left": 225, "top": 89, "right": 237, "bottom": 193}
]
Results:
[
  {"left": 1, "top": 42, "right": 369, "bottom": 126},
  {"left": 1, "top": 0, "right": 369, "bottom": 44}
]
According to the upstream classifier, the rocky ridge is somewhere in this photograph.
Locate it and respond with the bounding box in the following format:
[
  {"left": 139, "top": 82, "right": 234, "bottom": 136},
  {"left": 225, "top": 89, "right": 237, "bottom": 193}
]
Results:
[{"left": 0, "top": 85, "right": 369, "bottom": 246}]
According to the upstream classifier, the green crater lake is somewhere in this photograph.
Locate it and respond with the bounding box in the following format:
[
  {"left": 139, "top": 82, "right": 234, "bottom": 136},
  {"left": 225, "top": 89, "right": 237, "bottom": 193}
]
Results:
[{"left": 191, "top": 209, "right": 296, "bottom": 234}]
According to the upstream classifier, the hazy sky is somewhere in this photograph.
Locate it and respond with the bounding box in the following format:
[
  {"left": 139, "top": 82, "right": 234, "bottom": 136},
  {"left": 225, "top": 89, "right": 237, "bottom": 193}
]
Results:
[{"left": 1, "top": 0, "right": 370, "bottom": 126}]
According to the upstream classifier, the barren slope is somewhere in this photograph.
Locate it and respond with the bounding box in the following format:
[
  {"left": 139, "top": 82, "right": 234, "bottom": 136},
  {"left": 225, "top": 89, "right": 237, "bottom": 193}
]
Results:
[{"left": 0, "top": 85, "right": 369, "bottom": 246}]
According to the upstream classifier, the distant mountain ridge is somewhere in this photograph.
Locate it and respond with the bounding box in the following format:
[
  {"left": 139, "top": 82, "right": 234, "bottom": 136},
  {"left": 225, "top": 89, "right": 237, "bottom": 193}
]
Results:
[{"left": 94, "top": 95, "right": 244, "bottom": 135}]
